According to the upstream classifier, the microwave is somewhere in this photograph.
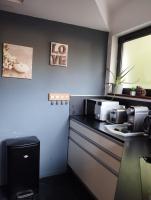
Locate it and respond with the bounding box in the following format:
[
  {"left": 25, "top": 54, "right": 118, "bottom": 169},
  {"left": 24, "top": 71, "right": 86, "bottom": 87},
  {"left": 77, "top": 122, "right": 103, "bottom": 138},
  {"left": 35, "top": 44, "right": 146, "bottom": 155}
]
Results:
[{"left": 85, "top": 99, "right": 119, "bottom": 121}]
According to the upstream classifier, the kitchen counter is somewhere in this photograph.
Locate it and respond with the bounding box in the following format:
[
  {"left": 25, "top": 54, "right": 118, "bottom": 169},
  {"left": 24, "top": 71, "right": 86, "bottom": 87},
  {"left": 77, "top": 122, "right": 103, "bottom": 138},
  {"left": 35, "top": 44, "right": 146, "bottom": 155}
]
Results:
[
  {"left": 70, "top": 115, "right": 151, "bottom": 200},
  {"left": 70, "top": 115, "right": 138, "bottom": 143}
]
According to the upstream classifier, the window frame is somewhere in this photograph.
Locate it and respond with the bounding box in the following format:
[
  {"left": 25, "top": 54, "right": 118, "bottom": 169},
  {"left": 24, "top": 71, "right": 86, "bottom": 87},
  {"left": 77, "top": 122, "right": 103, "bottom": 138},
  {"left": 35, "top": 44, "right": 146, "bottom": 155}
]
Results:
[{"left": 117, "top": 26, "right": 151, "bottom": 76}]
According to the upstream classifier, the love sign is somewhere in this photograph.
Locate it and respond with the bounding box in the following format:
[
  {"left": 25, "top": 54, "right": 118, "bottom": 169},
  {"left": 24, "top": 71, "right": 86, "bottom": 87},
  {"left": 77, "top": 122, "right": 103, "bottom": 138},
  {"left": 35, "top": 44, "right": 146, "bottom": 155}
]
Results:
[{"left": 50, "top": 42, "right": 68, "bottom": 67}]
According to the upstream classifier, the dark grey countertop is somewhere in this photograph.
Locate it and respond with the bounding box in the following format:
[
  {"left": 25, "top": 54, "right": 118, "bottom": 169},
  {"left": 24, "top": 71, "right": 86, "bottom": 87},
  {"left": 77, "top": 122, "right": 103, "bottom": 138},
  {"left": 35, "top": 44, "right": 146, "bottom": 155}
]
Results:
[{"left": 70, "top": 115, "right": 151, "bottom": 200}]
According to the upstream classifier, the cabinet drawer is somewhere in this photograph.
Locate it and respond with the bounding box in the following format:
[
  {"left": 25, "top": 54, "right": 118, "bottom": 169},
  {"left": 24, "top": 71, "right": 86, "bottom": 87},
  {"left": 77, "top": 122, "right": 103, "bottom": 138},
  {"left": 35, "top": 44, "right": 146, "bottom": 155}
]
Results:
[
  {"left": 68, "top": 139, "right": 117, "bottom": 200},
  {"left": 69, "top": 129, "right": 121, "bottom": 174},
  {"left": 70, "top": 120, "right": 123, "bottom": 159}
]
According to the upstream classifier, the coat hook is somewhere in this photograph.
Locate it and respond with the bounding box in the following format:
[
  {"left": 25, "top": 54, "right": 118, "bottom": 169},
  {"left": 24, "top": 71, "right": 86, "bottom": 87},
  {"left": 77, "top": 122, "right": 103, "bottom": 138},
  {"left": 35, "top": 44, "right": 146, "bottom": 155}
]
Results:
[{"left": 51, "top": 101, "right": 54, "bottom": 105}]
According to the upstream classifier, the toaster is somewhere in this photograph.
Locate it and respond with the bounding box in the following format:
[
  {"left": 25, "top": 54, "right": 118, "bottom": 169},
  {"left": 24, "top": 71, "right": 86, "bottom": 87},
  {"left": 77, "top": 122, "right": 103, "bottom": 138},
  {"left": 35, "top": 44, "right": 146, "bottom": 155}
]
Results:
[{"left": 109, "top": 108, "right": 127, "bottom": 124}]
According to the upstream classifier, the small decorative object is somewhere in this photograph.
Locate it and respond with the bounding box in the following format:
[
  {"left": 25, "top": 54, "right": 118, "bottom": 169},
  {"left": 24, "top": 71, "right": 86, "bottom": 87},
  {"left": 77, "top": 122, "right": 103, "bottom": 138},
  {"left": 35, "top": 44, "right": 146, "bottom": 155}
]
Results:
[
  {"left": 113, "top": 84, "right": 123, "bottom": 95},
  {"left": 107, "top": 66, "right": 134, "bottom": 95},
  {"left": 122, "top": 88, "right": 131, "bottom": 95},
  {"left": 2, "top": 43, "right": 33, "bottom": 79},
  {"left": 50, "top": 42, "right": 68, "bottom": 67},
  {"left": 136, "top": 86, "right": 146, "bottom": 96},
  {"left": 130, "top": 87, "right": 136, "bottom": 96}
]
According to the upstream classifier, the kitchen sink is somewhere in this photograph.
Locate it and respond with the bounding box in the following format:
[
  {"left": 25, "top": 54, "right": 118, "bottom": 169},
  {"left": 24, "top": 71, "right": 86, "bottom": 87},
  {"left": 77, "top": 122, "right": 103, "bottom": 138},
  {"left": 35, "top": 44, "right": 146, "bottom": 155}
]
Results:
[{"left": 104, "top": 124, "right": 144, "bottom": 137}]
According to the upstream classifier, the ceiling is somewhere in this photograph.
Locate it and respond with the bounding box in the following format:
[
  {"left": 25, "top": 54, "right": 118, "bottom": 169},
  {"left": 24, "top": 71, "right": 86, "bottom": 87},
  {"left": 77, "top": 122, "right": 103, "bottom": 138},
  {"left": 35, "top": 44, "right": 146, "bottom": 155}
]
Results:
[
  {"left": 105, "top": 0, "right": 131, "bottom": 14},
  {"left": 0, "top": 0, "right": 142, "bottom": 31}
]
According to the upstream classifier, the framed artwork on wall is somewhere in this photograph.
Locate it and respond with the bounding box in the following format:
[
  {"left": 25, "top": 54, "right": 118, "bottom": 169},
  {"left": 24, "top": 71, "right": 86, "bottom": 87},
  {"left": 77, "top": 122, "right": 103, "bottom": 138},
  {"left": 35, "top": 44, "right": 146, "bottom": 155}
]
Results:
[
  {"left": 2, "top": 43, "right": 33, "bottom": 79},
  {"left": 50, "top": 42, "right": 68, "bottom": 67}
]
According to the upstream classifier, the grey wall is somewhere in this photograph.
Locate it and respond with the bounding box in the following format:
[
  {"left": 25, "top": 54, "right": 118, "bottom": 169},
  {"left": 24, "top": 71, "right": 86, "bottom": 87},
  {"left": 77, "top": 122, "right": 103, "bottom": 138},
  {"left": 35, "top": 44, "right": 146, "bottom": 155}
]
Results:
[{"left": 0, "top": 11, "right": 108, "bottom": 184}]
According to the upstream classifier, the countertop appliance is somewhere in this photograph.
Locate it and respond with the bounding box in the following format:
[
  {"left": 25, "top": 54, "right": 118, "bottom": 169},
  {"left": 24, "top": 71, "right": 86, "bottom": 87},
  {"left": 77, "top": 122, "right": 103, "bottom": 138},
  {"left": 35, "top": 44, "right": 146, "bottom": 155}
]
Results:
[
  {"left": 126, "top": 106, "right": 149, "bottom": 132},
  {"left": 109, "top": 108, "right": 127, "bottom": 124},
  {"left": 143, "top": 115, "right": 151, "bottom": 136},
  {"left": 86, "top": 99, "right": 119, "bottom": 121}
]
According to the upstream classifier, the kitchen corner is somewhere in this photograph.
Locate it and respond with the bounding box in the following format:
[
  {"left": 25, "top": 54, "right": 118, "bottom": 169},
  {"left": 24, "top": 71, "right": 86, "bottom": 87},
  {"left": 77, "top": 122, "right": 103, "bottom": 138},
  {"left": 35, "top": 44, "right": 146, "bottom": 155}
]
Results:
[
  {"left": 69, "top": 96, "right": 151, "bottom": 200},
  {"left": 1, "top": 2, "right": 151, "bottom": 199}
]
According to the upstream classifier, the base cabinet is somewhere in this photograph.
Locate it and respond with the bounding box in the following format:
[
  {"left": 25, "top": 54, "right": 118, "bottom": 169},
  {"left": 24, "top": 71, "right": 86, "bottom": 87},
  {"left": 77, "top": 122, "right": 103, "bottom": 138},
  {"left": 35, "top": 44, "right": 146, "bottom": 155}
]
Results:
[
  {"left": 68, "top": 120, "right": 123, "bottom": 200},
  {"left": 68, "top": 139, "right": 117, "bottom": 200}
]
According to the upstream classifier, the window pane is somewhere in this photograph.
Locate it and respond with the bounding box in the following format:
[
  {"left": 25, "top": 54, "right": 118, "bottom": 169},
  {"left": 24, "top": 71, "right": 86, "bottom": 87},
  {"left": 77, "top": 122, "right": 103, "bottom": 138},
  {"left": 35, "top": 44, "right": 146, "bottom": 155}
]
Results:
[{"left": 121, "top": 35, "right": 151, "bottom": 89}]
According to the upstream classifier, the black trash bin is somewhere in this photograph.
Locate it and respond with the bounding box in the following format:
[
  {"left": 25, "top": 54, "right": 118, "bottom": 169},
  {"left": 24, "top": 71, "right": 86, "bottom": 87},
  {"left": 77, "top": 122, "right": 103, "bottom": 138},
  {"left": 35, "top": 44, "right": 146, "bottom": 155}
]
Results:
[{"left": 5, "top": 136, "right": 40, "bottom": 199}]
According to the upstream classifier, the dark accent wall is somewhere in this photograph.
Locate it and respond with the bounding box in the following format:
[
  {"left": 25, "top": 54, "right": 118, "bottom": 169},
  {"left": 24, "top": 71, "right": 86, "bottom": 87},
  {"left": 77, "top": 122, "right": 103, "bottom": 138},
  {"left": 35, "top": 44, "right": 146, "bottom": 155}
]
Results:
[
  {"left": 69, "top": 95, "right": 103, "bottom": 115},
  {"left": 70, "top": 95, "right": 151, "bottom": 117},
  {"left": 106, "top": 96, "right": 151, "bottom": 109},
  {"left": 0, "top": 11, "right": 108, "bottom": 185}
]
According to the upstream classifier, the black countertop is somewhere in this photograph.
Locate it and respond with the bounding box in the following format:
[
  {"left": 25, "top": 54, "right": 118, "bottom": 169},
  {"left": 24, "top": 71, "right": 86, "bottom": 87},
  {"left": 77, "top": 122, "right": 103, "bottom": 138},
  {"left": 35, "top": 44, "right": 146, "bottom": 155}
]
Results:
[
  {"left": 70, "top": 115, "right": 151, "bottom": 200},
  {"left": 70, "top": 115, "right": 135, "bottom": 143}
]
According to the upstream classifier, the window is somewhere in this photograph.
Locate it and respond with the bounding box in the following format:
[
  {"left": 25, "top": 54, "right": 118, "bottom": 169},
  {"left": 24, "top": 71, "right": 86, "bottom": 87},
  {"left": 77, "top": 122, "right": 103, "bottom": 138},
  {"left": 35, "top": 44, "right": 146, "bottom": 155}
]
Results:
[{"left": 117, "top": 26, "right": 151, "bottom": 89}]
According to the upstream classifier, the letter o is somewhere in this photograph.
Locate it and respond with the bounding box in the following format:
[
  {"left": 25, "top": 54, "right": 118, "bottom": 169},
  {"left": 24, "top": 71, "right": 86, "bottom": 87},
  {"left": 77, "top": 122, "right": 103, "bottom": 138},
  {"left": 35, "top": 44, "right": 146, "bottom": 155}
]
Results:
[{"left": 58, "top": 45, "right": 66, "bottom": 54}]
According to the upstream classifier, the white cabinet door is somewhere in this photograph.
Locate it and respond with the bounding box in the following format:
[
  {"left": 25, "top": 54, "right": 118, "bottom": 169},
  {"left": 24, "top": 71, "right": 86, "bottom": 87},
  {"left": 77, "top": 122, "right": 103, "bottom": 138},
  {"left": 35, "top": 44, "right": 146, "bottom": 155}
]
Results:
[{"left": 68, "top": 139, "right": 117, "bottom": 200}]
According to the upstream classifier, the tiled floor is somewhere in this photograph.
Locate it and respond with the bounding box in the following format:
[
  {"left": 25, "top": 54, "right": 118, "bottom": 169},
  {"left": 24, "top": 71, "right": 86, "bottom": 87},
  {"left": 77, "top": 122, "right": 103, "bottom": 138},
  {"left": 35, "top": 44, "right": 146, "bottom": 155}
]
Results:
[{"left": 0, "top": 171, "right": 95, "bottom": 200}]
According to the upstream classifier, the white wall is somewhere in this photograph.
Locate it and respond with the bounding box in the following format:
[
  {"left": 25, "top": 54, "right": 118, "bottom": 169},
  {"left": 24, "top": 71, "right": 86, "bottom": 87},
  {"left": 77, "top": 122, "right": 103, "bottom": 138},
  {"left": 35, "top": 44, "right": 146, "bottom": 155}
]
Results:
[{"left": 110, "top": 0, "right": 151, "bottom": 35}]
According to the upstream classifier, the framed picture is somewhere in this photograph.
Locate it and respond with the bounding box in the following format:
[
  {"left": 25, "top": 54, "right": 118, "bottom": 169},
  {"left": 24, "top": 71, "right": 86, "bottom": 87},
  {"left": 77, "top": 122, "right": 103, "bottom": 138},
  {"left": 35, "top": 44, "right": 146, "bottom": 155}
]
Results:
[
  {"left": 2, "top": 43, "right": 33, "bottom": 79},
  {"left": 50, "top": 42, "right": 68, "bottom": 67}
]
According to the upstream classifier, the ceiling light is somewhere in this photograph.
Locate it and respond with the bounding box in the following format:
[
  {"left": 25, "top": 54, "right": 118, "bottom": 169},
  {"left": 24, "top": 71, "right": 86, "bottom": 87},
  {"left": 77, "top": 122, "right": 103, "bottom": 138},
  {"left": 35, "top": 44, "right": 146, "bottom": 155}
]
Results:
[{"left": 7, "top": 0, "right": 24, "bottom": 4}]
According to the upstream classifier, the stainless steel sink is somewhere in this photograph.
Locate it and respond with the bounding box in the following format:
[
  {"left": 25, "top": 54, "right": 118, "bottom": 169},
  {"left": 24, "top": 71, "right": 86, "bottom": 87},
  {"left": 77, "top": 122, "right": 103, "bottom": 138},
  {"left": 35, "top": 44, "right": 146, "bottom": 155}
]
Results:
[{"left": 104, "top": 124, "right": 144, "bottom": 137}]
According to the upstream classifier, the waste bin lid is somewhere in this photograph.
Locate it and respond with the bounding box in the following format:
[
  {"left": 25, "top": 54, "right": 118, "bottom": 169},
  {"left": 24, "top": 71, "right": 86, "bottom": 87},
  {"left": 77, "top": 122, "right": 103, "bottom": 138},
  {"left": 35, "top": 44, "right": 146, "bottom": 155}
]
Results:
[{"left": 5, "top": 136, "right": 40, "bottom": 147}]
